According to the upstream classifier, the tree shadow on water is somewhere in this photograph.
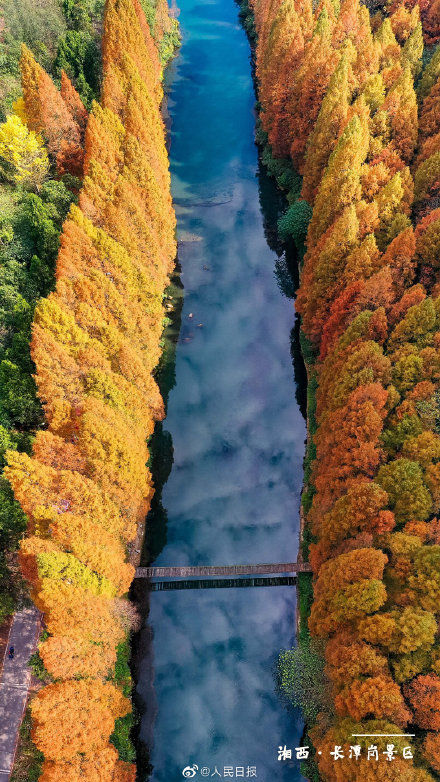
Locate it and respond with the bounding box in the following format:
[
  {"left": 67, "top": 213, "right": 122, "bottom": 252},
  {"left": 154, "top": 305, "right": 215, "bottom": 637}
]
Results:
[
  {"left": 130, "top": 259, "right": 184, "bottom": 781},
  {"left": 256, "top": 156, "right": 307, "bottom": 420}
]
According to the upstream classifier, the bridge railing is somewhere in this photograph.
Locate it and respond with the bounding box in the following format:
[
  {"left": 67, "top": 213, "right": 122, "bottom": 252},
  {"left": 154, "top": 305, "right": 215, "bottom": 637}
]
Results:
[{"left": 135, "top": 562, "right": 312, "bottom": 578}]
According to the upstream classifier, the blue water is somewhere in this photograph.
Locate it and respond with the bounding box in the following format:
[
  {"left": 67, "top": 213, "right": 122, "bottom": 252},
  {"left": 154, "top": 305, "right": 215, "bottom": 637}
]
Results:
[{"left": 135, "top": 0, "right": 307, "bottom": 778}]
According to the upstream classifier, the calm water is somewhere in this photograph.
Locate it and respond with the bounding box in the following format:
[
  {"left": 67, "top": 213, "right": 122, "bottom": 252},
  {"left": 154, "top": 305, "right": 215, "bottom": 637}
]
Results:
[{"left": 135, "top": 0, "right": 307, "bottom": 778}]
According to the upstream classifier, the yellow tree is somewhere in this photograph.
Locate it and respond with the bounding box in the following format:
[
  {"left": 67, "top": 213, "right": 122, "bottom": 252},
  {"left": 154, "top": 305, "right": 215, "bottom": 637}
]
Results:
[
  {"left": 401, "top": 21, "right": 423, "bottom": 78},
  {"left": 296, "top": 204, "right": 360, "bottom": 345},
  {"left": 307, "top": 111, "right": 369, "bottom": 248},
  {"left": 301, "top": 50, "right": 352, "bottom": 204},
  {"left": 382, "top": 65, "right": 418, "bottom": 164},
  {"left": 0, "top": 114, "right": 49, "bottom": 189},
  {"left": 288, "top": 7, "right": 339, "bottom": 171}
]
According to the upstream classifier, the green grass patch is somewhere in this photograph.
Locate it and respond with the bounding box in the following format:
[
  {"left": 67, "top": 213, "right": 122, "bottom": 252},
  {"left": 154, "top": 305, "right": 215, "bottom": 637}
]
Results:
[
  {"left": 113, "top": 637, "right": 132, "bottom": 697},
  {"left": 111, "top": 711, "right": 136, "bottom": 763},
  {"left": 10, "top": 707, "right": 43, "bottom": 782},
  {"left": 109, "top": 636, "right": 136, "bottom": 762},
  {"left": 29, "top": 645, "right": 53, "bottom": 685}
]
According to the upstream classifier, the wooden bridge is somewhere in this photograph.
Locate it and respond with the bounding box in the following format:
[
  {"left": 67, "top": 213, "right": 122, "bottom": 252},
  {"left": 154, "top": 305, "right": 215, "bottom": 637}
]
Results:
[{"left": 135, "top": 562, "right": 312, "bottom": 579}]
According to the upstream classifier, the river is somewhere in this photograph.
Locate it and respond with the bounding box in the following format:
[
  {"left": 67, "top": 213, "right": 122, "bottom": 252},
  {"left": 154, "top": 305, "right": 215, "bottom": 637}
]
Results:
[{"left": 134, "top": 0, "right": 307, "bottom": 778}]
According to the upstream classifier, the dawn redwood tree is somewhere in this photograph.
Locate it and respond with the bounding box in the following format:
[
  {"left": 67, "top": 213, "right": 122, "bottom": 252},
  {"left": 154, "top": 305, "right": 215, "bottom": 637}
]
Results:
[
  {"left": 307, "top": 112, "right": 369, "bottom": 248},
  {"left": 296, "top": 204, "right": 360, "bottom": 345},
  {"left": 359, "top": 607, "right": 437, "bottom": 654},
  {"left": 257, "top": 0, "right": 305, "bottom": 156},
  {"left": 39, "top": 747, "right": 136, "bottom": 782},
  {"left": 376, "top": 458, "right": 432, "bottom": 523},
  {"left": 312, "top": 383, "right": 389, "bottom": 507},
  {"left": 404, "top": 674, "right": 440, "bottom": 729},
  {"left": 382, "top": 66, "right": 418, "bottom": 164},
  {"left": 251, "top": 0, "right": 440, "bottom": 771},
  {"left": 401, "top": 21, "right": 423, "bottom": 77},
  {"left": 390, "top": 3, "right": 420, "bottom": 43},
  {"left": 423, "top": 733, "right": 440, "bottom": 774},
  {"left": 60, "top": 71, "right": 88, "bottom": 136},
  {"left": 6, "top": 0, "right": 177, "bottom": 778},
  {"left": 420, "top": 0, "right": 440, "bottom": 44},
  {"left": 20, "top": 45, "right": 85, "bottom": 177},
  {"left": 310, "top": 480, "right": 394, "bottom": 553},
  {"left": 301, "top": 51, "right": 352, "bottom": 204},
  {"left": 418, "top": 45, "right": 440, "bottom": 100},
  {"left": 309, "top": 547, "right": 387, "bottom": 637},
  {"left": 30, "top": 680, "right": 131, "bottom": 761},
  {"left": 288, "top": 7, "right": 339, "bottom": 171},
  {"left": 315, "top": 718, "right": 436, "bottom": 780},
  {"left": 334, "top": 674, "right": 411, "bottom": 724}
]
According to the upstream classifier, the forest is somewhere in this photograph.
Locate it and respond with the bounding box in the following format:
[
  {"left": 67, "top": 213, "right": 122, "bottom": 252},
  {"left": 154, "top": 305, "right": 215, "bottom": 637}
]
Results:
[
  {"left": 4, "top": 0, "right": 440, "bottom": 776},
  {"left": 247, "top": 0, "right": 440, "bottom": 778},
  {"left": 0, "top": 0, "right": 178, "bottom": 779}
]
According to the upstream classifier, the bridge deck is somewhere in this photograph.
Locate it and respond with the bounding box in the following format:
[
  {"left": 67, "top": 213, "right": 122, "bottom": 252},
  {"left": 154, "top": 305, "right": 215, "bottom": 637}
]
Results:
[{"left": 135, "top": 562, "right": 312, "bottom": 578}]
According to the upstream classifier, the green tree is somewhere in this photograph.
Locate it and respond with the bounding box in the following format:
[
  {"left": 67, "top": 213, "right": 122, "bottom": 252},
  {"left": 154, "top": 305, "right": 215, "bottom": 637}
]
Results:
[
  {"left": 277, "top": 199, "right": 312, "bottom": 253},
  {"left": 55, "top": 30, "right": 101, "bottom": 104},
  {"left": 278, "top": 642, "right": 332, "bottom": 722},
  {"left": 377, "top": 458, "right": 432, "bottom": 523},
  {"left": 0, "top": 360, "right": 40, "bottom": 428},
  {"left": 417, "top": 44, "right": 440, "bottom": 100},
  {"left": 409, "top": 546, "right": 440, "bottom": 611}
]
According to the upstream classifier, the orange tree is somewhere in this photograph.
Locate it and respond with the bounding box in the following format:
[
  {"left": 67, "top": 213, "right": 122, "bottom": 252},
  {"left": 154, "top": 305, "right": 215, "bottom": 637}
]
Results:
[{"left": 5, "top": 0, "right": 176, "bottom": 777}]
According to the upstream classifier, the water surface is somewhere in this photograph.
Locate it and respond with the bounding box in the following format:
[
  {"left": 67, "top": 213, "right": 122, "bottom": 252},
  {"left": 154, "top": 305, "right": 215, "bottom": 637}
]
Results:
[{"left": 135, "top": 0, "right": 307, "bottom": 778}]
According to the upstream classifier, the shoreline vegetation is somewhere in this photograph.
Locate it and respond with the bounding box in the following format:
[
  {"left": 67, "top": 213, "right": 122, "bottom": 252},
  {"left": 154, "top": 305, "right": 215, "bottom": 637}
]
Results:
[
  {"left": 3, "top": 0, "right": 440, "bottom": 778},
  {"left": 240, "top": 0, "right": 440, "bottom": 778},
  {"left": 0, "top": 0, "right": 179, "bottom": 779}
]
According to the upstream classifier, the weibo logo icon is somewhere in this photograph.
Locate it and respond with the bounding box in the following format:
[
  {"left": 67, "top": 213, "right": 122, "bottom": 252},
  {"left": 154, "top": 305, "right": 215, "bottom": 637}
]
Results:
[{"left": 182, "top": 765, "right": 199, "bottom": 778}]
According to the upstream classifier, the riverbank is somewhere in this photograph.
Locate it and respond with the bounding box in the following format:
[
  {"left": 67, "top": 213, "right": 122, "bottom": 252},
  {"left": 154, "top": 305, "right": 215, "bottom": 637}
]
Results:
[
  {"left": 133, "top": 0, "right": 307, "bottom": 775},
  {"left": 246, "top": 0, "right": 440, "bottom": 778},
  {"left": 237, "top": 0, "right": 316, "bottom": 718},
  {"left": 2, "top": 1, "right": 180, "bottom": 779}
]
